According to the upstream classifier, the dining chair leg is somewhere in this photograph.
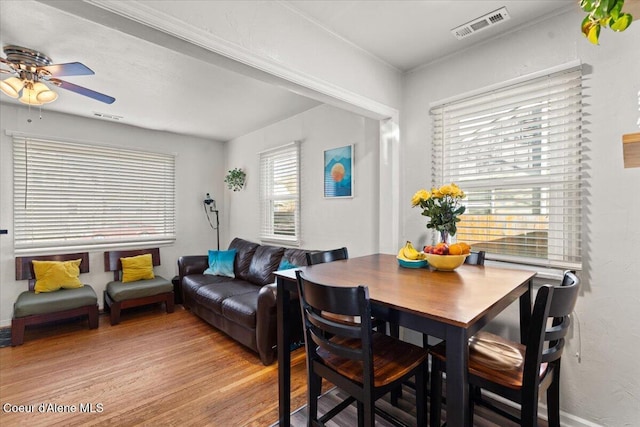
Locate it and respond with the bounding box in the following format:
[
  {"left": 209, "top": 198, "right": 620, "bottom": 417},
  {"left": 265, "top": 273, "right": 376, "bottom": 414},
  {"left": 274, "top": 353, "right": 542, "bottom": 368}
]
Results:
[
  {"left": 390, "top": 388, "right": 401, "bottom": 406},
  {"left": 521, "top": 387, "right": 540, "bottom": 427},
  {"left": 307, "top": 370, "right": 321, "bottom": 425},
  {"left": 468, "top": 384, "right": 475, "bottom": 426},
  {"left": 389, "top": 321, "right": 402, "bottom": 406},
  {"left": 363, "top": 399, "right": 375, "bottom": 427},
  {"left": 429, "top": 357, "right": 443, "bottom": 427},
  {"left": 415, "top": 362, "right": 427, "bottom": 426},
  {"left": 547, "top": 364, "right": 562, "bottom": 427},
  {"left": 356, "top": 400, "right": 364, "bottom": 427}
]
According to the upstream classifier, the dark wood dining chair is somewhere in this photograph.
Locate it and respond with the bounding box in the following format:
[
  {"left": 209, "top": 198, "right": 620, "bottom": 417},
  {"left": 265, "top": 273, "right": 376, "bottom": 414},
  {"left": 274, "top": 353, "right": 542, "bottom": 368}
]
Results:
[
  {"left": 306, "top": 247, "right": 387, "bottom": 334},
  {"left": 295, "top": 271, "right": 429, "bottom": 426},
  {"left": 305, "top": 247, "right": 348, "bottom": 265},
  {"left": 429, "top": 271, "right": 580, "bottom": 427},
  {"left": 464, "top": 250, "right": 486, "bottom": 266}
]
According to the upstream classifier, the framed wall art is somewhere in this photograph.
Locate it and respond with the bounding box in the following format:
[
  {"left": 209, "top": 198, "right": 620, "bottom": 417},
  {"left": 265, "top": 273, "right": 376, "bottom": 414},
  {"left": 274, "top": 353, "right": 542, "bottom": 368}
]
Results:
[{"left": 324, "top": 144, "right": 353, "bottom": 198}]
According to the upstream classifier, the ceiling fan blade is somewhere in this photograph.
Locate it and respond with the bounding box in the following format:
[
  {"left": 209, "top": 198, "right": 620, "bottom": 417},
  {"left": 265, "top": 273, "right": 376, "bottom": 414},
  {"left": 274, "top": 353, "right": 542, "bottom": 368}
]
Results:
[
  {"left": 41, "top": 62, "right": 95, "bottom": 77},
  {"left": 51, "top": 79, "right": 115, "bottom": 104}
]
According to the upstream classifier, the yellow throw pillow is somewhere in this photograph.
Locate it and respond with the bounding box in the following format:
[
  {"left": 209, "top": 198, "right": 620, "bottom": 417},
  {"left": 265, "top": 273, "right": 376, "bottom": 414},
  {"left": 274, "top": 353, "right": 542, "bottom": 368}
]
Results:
[
  {"left": 33, "top": 259, "right": 83, "bottom": 294},
  {"left": 121, "top": 253, "right": 155, "bottom": 283}
]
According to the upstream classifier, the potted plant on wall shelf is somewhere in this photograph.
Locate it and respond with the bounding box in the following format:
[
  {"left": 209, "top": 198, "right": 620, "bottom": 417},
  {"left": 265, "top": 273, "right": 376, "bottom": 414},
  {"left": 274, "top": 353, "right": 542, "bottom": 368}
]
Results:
[{"left": 224, "top": 168, "right": 246, "bottom": 192}]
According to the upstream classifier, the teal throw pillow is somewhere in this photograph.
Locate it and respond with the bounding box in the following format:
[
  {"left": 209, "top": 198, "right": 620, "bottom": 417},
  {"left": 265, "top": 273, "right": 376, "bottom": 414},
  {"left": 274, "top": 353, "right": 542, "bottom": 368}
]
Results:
[
  {"left": 277, "top": 259, "right": 298, "bottom": 271},
  {"left": 204, "top": 249, "right": 237, "bottom": 278}
]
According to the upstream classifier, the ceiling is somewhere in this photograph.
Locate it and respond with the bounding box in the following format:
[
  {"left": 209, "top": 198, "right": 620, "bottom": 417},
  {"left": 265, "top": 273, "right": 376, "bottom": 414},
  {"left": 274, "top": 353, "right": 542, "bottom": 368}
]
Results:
[{"left": 0, "top": 1, "right": 575, "bottom": 141}]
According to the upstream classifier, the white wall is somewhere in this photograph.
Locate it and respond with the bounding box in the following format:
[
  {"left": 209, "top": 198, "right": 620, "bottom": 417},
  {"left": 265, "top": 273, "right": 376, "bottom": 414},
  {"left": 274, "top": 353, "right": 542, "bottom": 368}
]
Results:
[
  {"left": 402, "top": 9, "right": 640, "bottom": 426},
  {"left": 0, "top": 103, "right": 225, "bottom": 326},
  {"left": 224, "top": 104, "right": 380, "bottom": 256}
]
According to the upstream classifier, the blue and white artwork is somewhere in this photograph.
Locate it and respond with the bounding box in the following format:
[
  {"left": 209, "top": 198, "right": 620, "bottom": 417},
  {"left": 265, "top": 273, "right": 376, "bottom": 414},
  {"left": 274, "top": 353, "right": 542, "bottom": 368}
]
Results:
[{"left": 324, "top": 145, "right": 353, "bottom": 198}]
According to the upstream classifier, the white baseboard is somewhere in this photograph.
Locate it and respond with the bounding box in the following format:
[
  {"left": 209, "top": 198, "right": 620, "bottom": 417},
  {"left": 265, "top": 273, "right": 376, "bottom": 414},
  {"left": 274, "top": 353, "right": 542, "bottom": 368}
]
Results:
[{"left": 486, "top": 391, "right": 603, "bottom": 427}]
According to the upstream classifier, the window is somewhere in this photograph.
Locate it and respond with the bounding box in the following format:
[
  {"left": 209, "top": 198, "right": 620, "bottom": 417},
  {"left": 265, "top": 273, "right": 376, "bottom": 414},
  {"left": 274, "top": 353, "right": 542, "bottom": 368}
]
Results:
[
  {"left": 259, "top": 142, "right": 300, "bottom": 245},
  {"left": 431, "top": 65, "right": 582, "bottom": 270},
  {"left": 13, "top": 136, "right": 176, "bottom": 253}
]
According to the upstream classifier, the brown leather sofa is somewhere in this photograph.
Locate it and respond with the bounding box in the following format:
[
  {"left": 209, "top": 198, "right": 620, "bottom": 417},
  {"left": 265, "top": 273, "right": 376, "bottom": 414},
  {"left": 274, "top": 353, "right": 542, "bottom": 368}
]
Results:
[{"left": 178, "top": 237, "right": 311, "bottom": 365}]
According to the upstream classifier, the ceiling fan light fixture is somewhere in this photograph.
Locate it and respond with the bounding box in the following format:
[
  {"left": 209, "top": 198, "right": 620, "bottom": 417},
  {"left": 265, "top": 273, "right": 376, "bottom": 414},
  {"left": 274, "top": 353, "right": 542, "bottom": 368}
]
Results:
[
  {"left": 19, "top": 82, "right": 46, "bottom": 106},
  {"left": 2, "top": 45, "right": 114, "bottom": 105},
  {"left": 0, "top": 76, "right": 24, "bottom": 98},
  {"left": 36, "top": 87, "right": 58, "bottom": 103},
  {"left": 18, "top": 81, "right": 57, "bottom": 105}
]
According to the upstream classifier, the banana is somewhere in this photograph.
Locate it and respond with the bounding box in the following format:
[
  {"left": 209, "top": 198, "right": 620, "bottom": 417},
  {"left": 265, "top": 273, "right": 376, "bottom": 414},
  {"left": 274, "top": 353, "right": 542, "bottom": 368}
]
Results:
[
  {"left": 398, "top": 241, "right": 427, "bottom": 261},
  {"left": 402, "top": 241, "right": 424, "bottom": 260}
]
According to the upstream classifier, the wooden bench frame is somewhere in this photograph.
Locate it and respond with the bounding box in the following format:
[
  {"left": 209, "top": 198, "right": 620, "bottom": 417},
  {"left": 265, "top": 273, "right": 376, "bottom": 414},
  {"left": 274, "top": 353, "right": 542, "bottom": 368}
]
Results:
[
  {"left": 103, "top": 248, "right": 174, "bottom": 325},
  {"left": 13, "top": 252, "right": 99, "bottom": 346}
]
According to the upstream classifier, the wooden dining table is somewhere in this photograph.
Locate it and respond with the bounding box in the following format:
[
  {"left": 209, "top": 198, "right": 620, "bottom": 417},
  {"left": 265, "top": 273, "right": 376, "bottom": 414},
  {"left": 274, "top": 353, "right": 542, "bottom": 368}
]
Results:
[{"left": 274, "top": 253, "right": 536, "bottom": 427}]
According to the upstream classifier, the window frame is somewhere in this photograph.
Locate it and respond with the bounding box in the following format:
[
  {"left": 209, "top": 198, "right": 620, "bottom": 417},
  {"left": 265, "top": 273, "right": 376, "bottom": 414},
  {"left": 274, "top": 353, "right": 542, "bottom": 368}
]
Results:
[
  {"left": 12, "top": 135, "right": 176, "bottom": 254},
  {"left": 259, "top": 141, "right": 301, "bottom": 246},
  {"left": 430, "top": 63, "right": 583, "bottom": 270}
]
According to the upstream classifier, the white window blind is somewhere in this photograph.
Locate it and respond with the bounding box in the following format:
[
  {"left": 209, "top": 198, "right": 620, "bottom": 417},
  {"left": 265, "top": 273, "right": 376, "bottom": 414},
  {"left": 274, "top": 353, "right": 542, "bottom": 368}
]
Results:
[
  {"left": 431, "top": 66, "right": 582, "bottom": 270},
  {"left": 13, "top": 136, "right": 176, "bottom": 253},
  {"left": 259, "top": 142, "right": 300, "bottom": 245}
]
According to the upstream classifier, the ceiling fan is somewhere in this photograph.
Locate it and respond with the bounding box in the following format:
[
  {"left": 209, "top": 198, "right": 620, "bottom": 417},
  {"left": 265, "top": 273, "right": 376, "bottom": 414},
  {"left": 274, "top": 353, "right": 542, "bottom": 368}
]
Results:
[{"left": 0, "top": 45, "right": 115, "bottom": 105}]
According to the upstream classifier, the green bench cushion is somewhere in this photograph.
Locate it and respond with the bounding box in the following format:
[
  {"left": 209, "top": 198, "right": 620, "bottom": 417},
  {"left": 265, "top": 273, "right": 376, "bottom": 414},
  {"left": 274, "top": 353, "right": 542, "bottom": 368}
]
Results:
[
  {"left": 106, "top": 276, "right": 172, "bottom": 302},
  {"left": 14, "top": 285, "right": 98, "bottom": 318}
]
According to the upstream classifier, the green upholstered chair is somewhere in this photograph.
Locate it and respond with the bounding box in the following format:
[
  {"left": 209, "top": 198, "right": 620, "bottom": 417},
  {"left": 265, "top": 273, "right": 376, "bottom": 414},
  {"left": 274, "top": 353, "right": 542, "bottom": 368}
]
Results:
[
  {"left": 103, "top": 248, "right": 174, "bottom": 325},
  {"left": 12, "top": 252, "right": 99, "bottom": 346}
]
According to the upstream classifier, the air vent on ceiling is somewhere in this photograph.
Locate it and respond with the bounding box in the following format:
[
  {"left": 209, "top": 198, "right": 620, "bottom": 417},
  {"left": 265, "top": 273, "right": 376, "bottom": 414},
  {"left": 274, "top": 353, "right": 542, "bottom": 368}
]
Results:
[
  {"left": 451, "top": 7, "right": 510, "bottom": 40},
  {"left": 93, "top": 112, "right": 123, "bottom": 121}
]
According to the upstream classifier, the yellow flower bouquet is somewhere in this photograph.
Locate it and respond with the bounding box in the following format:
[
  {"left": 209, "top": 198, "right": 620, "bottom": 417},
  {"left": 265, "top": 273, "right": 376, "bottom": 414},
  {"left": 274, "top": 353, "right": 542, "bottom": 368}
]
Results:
[{"left": 412, "top": 183, "right": 466, "bottom": 243}]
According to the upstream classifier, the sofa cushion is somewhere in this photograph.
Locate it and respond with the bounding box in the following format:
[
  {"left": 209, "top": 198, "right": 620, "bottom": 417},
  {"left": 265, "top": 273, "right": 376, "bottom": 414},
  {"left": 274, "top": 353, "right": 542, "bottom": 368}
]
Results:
[
  {"left": 247, "top": 245, "right": 285, "bottom": 286},
  {"left": 183, "top": 274, "right": 229, "bottom": 293},
  {"left": 283, "top": 248, "right": 310, "bottom": 267},
  {"left": 194, "top": 281, "right": 259, "bottom": 314},
  {"left": 229, "top": 238, "right": 259, "bottom": 281},
  {"left": 222, "top": 292, "right": 258, "bottom": 329}
]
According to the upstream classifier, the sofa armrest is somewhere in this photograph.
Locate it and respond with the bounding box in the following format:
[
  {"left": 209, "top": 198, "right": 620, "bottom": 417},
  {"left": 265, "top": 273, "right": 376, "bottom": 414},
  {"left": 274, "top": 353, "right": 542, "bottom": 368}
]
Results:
[
  {"left": 177, "top": 256, "right": 208, "bottom": 282},
  {"left": 256, "top": 282, "right": 303, "bottom": 365},
  {"left": 256, "top": 283, "right": 278, "bottom": 365}
]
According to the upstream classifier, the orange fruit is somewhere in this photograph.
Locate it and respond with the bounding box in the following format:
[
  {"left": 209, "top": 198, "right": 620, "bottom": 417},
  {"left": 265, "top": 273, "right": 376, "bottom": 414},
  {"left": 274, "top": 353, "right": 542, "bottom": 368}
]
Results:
[
  {"left": 458, "top": 242, "right": 471, "bottom": 254},
  {"left": 449, "top": 243, "right": 463, "bottom": 255}
]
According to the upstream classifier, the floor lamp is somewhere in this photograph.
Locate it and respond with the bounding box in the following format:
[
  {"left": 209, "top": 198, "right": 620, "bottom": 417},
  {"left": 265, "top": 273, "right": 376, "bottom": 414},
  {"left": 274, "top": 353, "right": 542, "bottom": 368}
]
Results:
[{"left": 204, "top": 193, "right": 220, "bottom": 251}]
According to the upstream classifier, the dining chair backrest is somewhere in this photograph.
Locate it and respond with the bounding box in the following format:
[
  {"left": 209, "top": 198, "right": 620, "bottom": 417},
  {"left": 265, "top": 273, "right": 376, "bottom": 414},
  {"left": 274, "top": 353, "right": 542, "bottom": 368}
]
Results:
[
  {"left": 306, "top": 247, "right": 349, "bottom": 266},
  {"left": 523, "top": 271, "right": 579, "bottom": 388},
  {"left": 464, "top": 250, "right": 486, "bottom": 266},
  {"left": 295, "top": 270, "right": 374, "bottom": 387},
  {"left": 543, "top": 271, "right": 579, "bottom": 362}
]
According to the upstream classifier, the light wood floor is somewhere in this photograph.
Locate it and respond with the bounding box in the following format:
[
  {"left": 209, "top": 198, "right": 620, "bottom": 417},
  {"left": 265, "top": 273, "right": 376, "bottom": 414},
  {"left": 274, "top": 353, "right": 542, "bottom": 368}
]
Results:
[
  {"left": 0, "top": 305, "right": 310, "bottom": 426},
  {"left": 1, "top": 305, "right": 546, "bottom": 426}
]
